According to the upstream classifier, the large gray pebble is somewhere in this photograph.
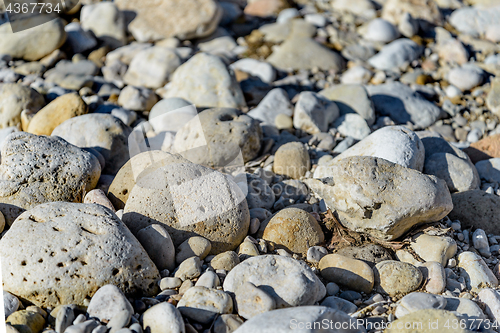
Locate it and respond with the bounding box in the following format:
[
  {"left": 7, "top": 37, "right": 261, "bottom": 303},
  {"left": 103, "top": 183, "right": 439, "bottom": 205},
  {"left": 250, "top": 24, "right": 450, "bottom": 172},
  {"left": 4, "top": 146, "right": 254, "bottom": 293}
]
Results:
[
  {"left": 122, "top": 154, "right": 250, "bottom": 253},
  {"left": 0, "top": 132, "right": 101, "bottom": 225},
  {"left": 0, "top": 202, "right": 159, "bottom": 308},
  {"left": 223, "top": 255, "right": 326, "bottom": 308},
  {"left": 306, "top": 156, "right": 453, "bottom": 240}
]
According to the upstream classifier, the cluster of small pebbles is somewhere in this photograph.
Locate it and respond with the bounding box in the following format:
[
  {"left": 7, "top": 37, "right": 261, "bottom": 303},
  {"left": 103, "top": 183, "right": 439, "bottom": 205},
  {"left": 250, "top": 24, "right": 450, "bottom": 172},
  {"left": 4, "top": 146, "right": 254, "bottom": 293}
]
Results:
[{"left": 5, "top": 0, "right": 500, "bottom": 332}]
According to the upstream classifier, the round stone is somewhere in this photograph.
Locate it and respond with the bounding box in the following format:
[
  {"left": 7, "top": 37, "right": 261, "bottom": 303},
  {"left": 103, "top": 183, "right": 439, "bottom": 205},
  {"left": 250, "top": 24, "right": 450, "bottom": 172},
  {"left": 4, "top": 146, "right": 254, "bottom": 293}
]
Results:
[
  {"left": 319, "top": 254, "right": 374, "bottom": 293},
  {"left": 262, "top": 208, "right": 324, "bottom": 255},
  {"left": 176, "top": 236, "right": 212, "bottom": 265},
  {"left": 0, "top": 202, "right": 160, "bottom": 307},
  {"left": 223, "top": 255, "right": 326, "bottom": 308},
  {"left": 122, "top": 156, "right": 250, "bottom": 254},
  {"left": 210, "top": 251, "right": 240, "bottom": 271},
  {"left": 273, "top": 142, "right": 311, "bottom": 179},
  {"left": 373, "top": 260, "right": 423, "bottom": 297}
]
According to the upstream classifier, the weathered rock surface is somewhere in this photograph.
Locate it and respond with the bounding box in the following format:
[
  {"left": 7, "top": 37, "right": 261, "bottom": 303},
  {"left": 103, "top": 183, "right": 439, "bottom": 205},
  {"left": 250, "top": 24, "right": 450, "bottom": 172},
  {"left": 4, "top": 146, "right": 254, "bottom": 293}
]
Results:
[
  {"left": 306, "top": 156, "right": 453, "bottom": 240},
  {"left": 0, "top": 202, "right": 159, "bottom": 307}
]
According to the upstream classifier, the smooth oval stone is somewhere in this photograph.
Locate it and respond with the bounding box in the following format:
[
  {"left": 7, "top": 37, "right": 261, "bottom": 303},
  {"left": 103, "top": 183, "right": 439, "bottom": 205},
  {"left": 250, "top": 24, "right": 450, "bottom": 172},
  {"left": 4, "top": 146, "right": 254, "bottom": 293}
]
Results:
[
  {"left": 223, "top": 255, "right": 326, "bottom": 308},
  {"left": 374, "top": 261, "right": 423, "bottom": 297}
]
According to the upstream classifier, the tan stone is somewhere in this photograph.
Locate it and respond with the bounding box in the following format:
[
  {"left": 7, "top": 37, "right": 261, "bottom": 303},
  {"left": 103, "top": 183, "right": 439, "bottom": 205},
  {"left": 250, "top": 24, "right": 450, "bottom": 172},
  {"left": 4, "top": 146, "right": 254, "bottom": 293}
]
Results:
[
  {"left": 374, "top": 260, "right": 423, "bottom": 297},
  {"left": 6, "top": 311, "right": 45, "bottom": 333},
  {"left": 410, "top": 234, "right": 457, "bottom": 266},
  {"left": 27, "top": 93, "right": 87, "bottom": 136},
  {"left": 262, "top": 208, "right": 323, "bottom": 255},
  {"left": 273, "top": 142, "right": 311, "bottom": 179},
  {"left": 319, "top": 254, "right": 374, "bottom": 293},
  {"left": 464, "top": 134, "right": 500, "bottom": 163}
]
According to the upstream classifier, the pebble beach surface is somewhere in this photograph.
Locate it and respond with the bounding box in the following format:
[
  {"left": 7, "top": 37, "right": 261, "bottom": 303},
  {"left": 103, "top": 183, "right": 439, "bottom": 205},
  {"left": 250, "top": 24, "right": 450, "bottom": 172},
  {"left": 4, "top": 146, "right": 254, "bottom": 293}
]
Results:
[{"left": 5, "top": 0, "right": 500, "bottom": 333}]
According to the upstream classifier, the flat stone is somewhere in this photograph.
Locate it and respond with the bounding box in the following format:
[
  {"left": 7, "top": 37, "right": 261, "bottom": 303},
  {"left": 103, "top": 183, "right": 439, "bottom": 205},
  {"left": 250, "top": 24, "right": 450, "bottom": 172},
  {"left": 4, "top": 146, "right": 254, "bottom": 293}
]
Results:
[
  {"left": 247, "top": 88, "right": 293, "bottom": 125},
  {"left": 223, "top": 255, "right": 326, "bottom": 308},
  {"left": 6, "top": 310, "right": 45, "bottom": 333},
  {"left": 122, "top": 153, "right": 250, "bottom": 254},
  {"left": 319, "top": 254, "right": 374, "bottom": 293},
  {"left": 332, "top": 114, "right": 371, "bottom": 140},
  {"left": 210, "top": 251, "right": 240, "bottom": 271},
  {"left": 386, "top": 309, "right": 470, "bottom": 333},
  {"left": 178, "top": 286, "right": 233, "bottom": 324},
  {"left": 419, "top": 261, "right": 446, "bottom": 294},
  {"left": 423, "top": 152, "right": 480, "bottom": 193},
  {"left": 124, "top": 47, "right": 181, "bottom": 89},
  {"left": 163, "top": 53, "right": 245, "bottom": 109},
  {"left": 362, "top": 19, "right": 399, "bottom": 43},
  {"left": 335, "top": 244, "right": 393, "bottom": 268},
  {"left": 80, "top": 2, "right": 126, "bottom": 49},
  {"left": 478, "top": 288, "right": 500, "bottom": 324},
  {"left": 0, "top": 203, "right": 159, "bottom": 307},
  {"left": 174, "top": 257, "right": 202, "bottom": 281},
  {"left": 306, "top": 157, "right": 453, "bottom": 240},
  {"left": 447, "top": 65, "right": 484, "bottom": 91},
  {"left": 262, "top": 208, "right": 324, "bottom": 255},
  {"left": 382, "top": 0, "right": 443, "bottom": 26},
  {"left": 475, "top": 158, "right": 500, "bottom": 183},
  {"left": 373, "top": 260, "right": 423, "bottom": 297},
  {"left": 234, "top": 281, "right": 276, "bottom": 319},
  {"left": 320, "top": 296, "right": 357, "bottom": 314},
  {"left": 0, "top": 133, "right": 101, "bottom": 225},
  {"left": 450, "top": 5, "right": 500, "bottom": 36},
  {"left": 83, "top": 189, "right": 115, "bottom": 212},
  {"left": 458, "top": 251, "right": 498, "bottom": 290},
  {"left": 267, "top": 36, "right": 345, "bottom": 72},
  {"left": 366, "top": 83, "right": 442, "bottom": 129},
  {"left": 86, "top": 285, "right": 134, "bottom": 323},
  {"left": 4, "top": 291, "right": 20, "bottom": 318}
]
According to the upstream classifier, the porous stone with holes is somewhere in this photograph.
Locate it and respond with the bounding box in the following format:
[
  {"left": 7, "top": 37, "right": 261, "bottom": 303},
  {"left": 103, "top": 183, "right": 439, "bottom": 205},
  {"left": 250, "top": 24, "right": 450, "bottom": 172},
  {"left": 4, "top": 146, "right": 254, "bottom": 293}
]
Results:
[{"left": 0, "top": 202, "right": 160, "bottom": 308}]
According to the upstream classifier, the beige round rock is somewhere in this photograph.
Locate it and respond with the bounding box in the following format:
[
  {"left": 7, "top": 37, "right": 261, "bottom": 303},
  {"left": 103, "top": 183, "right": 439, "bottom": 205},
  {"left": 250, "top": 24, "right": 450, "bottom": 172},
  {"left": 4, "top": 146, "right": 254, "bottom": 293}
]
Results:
[
  {"left": 176, "top": 236, "right": 212, "bottom": 265},
  {"left": 0, "top": 202, "right": 160, "bottom": 307},
  {"left": 27, "top": 93, "right": 88, "bottom": 136},
  {"left": 373, "top": 260, "right": 423, "bottom": 297},
  {"left": 273, "top": 142, "right": 311, "bottom": 179},
  {"left": 262, "top": 207, "right": 323, "bottom": 255},
  {"left": 319, "top": 254, "right": 374, "bottom": 293},
  {"left": 210, "top": 251, "right": 240, "bottom": 271},
  {"left": 6, "top": 310, "right": 45, "bottom": 333},
  {"left": 122, "top": 157, "right": 250, "bottom": 254}
]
